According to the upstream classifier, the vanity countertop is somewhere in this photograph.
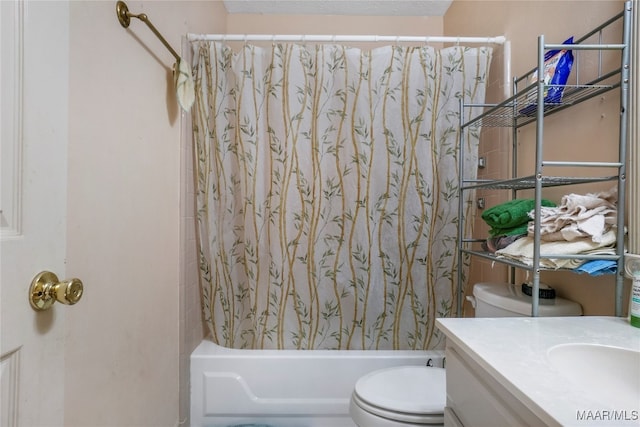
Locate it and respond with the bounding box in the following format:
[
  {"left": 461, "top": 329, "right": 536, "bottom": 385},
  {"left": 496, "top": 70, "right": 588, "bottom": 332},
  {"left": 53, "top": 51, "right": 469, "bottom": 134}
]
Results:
[{"left": 436, "top": 316, "right": 640, "bottom": 426}]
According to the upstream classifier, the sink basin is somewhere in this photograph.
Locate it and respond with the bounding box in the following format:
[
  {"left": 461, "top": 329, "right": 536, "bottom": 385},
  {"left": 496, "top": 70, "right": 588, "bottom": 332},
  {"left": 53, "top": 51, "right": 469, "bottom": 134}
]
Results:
[{"left": 547, "top": 343, "right": 640, "bottom": 408}]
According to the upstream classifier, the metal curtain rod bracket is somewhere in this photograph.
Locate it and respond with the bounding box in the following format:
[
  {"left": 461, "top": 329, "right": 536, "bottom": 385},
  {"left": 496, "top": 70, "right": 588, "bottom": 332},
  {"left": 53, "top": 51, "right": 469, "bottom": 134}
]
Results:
[{"left": 116, "top": 1, "right": 180, "bottom": 62}]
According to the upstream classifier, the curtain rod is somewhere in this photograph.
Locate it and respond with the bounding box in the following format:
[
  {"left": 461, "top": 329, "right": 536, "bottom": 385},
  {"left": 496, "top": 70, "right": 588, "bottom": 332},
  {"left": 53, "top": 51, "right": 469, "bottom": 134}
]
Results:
[
  {"left": 114, "top": 0, "right": 504, "bottom": 64},
  {"left": 187, "top": 34, "right": 507, "bottom": 45},
  {"left": 116, "top": 1, "right": 180, "bottom": 62}
]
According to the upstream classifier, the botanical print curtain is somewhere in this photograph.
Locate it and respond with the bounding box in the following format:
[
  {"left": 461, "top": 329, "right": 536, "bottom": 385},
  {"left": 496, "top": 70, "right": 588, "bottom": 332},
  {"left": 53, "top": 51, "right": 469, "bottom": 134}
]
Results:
[{"left": 191, "top": 42, "right": 491, "bottom": 350}]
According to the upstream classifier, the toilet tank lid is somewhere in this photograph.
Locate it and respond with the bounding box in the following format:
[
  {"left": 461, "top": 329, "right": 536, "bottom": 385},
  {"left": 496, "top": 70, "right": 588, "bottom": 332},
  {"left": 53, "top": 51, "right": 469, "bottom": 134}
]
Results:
[{"left": 473, "top": 282, "right": 583, "bottom": 316}]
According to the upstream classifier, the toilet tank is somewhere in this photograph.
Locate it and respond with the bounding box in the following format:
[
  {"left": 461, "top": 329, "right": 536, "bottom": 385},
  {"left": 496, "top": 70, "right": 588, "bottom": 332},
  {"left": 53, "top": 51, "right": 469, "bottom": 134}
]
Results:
[{"left": 471, "top": 282, "right": 583, "bottom": 317}]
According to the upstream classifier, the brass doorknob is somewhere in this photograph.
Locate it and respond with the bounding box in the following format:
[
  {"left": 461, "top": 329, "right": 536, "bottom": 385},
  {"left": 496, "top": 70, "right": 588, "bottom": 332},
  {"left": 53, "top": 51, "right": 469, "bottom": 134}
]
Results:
[{"left": 29, "top": 271, "right": 83, "bottom": 311}]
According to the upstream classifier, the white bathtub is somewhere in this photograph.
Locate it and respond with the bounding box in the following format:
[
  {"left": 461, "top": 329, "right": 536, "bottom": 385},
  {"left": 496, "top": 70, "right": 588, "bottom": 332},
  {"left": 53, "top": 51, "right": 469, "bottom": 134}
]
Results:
[{"left": 190, "top": 340, "right": 445, "bottom": 427}]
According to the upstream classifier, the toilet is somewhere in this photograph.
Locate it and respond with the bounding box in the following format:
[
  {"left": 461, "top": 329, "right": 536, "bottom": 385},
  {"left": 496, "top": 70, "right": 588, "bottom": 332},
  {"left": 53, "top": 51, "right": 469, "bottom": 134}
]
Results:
[
  {"left": 469, "top": 281, "right": 583, "bottom": 317},
  {"left": 349, "top": 281, "right": 582, "bottom": 426},
  {"left": 350, "top": 365, "right": 446, "bottom": 426}
]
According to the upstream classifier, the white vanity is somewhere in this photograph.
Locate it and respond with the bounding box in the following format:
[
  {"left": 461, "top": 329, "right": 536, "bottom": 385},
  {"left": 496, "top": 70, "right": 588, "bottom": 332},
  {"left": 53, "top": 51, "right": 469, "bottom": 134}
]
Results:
[{"left": 436, "top": 317, "right": 640, "bottom": 426}]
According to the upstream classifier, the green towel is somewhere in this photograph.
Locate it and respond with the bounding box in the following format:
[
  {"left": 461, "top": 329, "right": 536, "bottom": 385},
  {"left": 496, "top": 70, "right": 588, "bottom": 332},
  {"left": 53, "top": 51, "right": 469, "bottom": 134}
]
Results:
[
  {"left": 488, "top": 223, "right": 529, "bottom": 237},
  {"left": 482, "top": 198, "right": 556, "bottom": 229}
]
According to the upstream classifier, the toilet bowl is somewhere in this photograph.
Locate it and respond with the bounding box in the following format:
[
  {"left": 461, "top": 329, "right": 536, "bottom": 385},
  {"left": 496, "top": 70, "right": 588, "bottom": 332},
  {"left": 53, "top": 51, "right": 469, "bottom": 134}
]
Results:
[
  {"left": 349, "top": 282, "right": 583, "bottom": 426},
  {"left": 349, "top": 365, "right": 446, "bottom": 426}
]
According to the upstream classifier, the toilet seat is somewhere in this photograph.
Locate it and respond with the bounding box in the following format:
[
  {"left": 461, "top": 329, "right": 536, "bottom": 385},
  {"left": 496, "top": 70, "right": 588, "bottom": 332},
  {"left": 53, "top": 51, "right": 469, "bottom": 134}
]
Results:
[{"left": 351, "top": 366, "right": 446, "bottom": 425}]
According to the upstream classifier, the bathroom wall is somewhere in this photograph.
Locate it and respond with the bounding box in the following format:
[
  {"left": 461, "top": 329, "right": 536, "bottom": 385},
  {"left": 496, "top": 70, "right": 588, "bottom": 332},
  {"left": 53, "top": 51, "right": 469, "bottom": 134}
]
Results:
[
  {"left": 65, "top": 1, "right": 220, "bottom": 426},
  {"left": 445, "top": 0, "right": 628, "bottom": 316},
  {"left": 226, "top": 14, "right": 443, "bottom": 44}
]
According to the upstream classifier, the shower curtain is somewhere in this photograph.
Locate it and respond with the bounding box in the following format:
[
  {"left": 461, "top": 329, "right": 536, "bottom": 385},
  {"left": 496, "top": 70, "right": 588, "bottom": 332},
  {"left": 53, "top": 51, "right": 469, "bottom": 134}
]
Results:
[{"left": 191, "top": 41, "right": 492, "bottom": 350}]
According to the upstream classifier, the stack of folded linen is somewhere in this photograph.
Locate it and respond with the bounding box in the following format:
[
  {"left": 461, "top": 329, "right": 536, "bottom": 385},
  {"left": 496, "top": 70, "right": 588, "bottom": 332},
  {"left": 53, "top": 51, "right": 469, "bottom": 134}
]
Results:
[
  {"left": 527, "top": 187, "right": 617, "bottom": 243},
  {"left": 495, "top": 228, "right": 618, "bottom": 269},
  {"left": 495, "top": 188, "right": 621, "bottom": 273},
  {"left": 480, "top": 198, "right": 556, "bottom": 252}
]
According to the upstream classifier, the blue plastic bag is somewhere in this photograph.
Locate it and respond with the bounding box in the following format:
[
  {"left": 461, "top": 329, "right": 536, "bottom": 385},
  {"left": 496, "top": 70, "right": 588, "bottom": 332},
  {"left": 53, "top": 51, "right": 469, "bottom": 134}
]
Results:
[{"left": 520, "top": 37, "right": 574, "bottom": 115}]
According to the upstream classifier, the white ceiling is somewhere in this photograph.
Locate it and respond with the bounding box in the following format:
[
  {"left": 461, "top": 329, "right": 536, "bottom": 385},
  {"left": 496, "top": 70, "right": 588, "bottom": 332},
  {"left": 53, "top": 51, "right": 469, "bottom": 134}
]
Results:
[{"left": 222, "top": 0, "right": 453, "bottom": 16}]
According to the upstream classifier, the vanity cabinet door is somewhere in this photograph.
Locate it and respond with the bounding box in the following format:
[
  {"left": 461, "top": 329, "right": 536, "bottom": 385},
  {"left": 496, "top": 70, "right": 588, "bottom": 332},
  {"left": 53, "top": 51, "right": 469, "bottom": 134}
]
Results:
[
  {"left": 445, "top": 345, "right": 542, "bottom": 427},
  {"left": 444, "top": 407, "right": 465, "bottom": 427}
]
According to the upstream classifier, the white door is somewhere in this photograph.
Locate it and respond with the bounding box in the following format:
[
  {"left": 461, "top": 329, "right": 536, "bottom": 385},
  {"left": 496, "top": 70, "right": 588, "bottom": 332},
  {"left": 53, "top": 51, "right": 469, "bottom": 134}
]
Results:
[{"left": 1, "top": 1, "right": 71, "bottom": 425}]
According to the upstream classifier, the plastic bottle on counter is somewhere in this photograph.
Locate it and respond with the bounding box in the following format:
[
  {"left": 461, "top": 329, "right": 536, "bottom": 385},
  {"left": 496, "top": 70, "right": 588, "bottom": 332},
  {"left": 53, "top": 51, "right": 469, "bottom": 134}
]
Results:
[{"left": 625, "top": 254, "right": 640, "bottom": 328}]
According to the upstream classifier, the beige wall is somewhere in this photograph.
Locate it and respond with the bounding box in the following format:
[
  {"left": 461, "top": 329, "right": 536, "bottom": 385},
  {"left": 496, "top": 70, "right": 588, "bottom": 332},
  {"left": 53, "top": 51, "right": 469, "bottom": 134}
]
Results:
[
  {"left": 445, "top": 0, "right": 628, "bottom": 316},
  {"left": 227, "top": 14, "right": 443, "bottom": 42},
  {"left": 65, "top": 1, "right": 222, "bottom": 426}
]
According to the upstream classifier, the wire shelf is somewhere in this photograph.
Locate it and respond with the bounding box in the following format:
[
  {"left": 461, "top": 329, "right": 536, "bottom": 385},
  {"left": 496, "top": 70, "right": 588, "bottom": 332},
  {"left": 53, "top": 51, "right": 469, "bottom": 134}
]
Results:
[
  {"left": 462, "top": 175, "right": 618, "bottom": 191},
  {"left": 460, "top": 249, "right": 620, "bottom": 272},
  {"left": 464, "top": 84, "right": 618, "bottom": 128}
]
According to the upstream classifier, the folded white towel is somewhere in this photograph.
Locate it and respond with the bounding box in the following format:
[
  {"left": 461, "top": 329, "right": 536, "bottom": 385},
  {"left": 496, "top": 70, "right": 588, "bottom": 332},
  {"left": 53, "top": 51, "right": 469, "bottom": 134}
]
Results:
[
  {"left": 528, "top": 187, "right": 617, "bottom": 243},
  {"left": 175, "top": 57, "right": 194, "bottom": 112},
  {"left": 496, "top": 228, "right": 618, "bottom": 269}
]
